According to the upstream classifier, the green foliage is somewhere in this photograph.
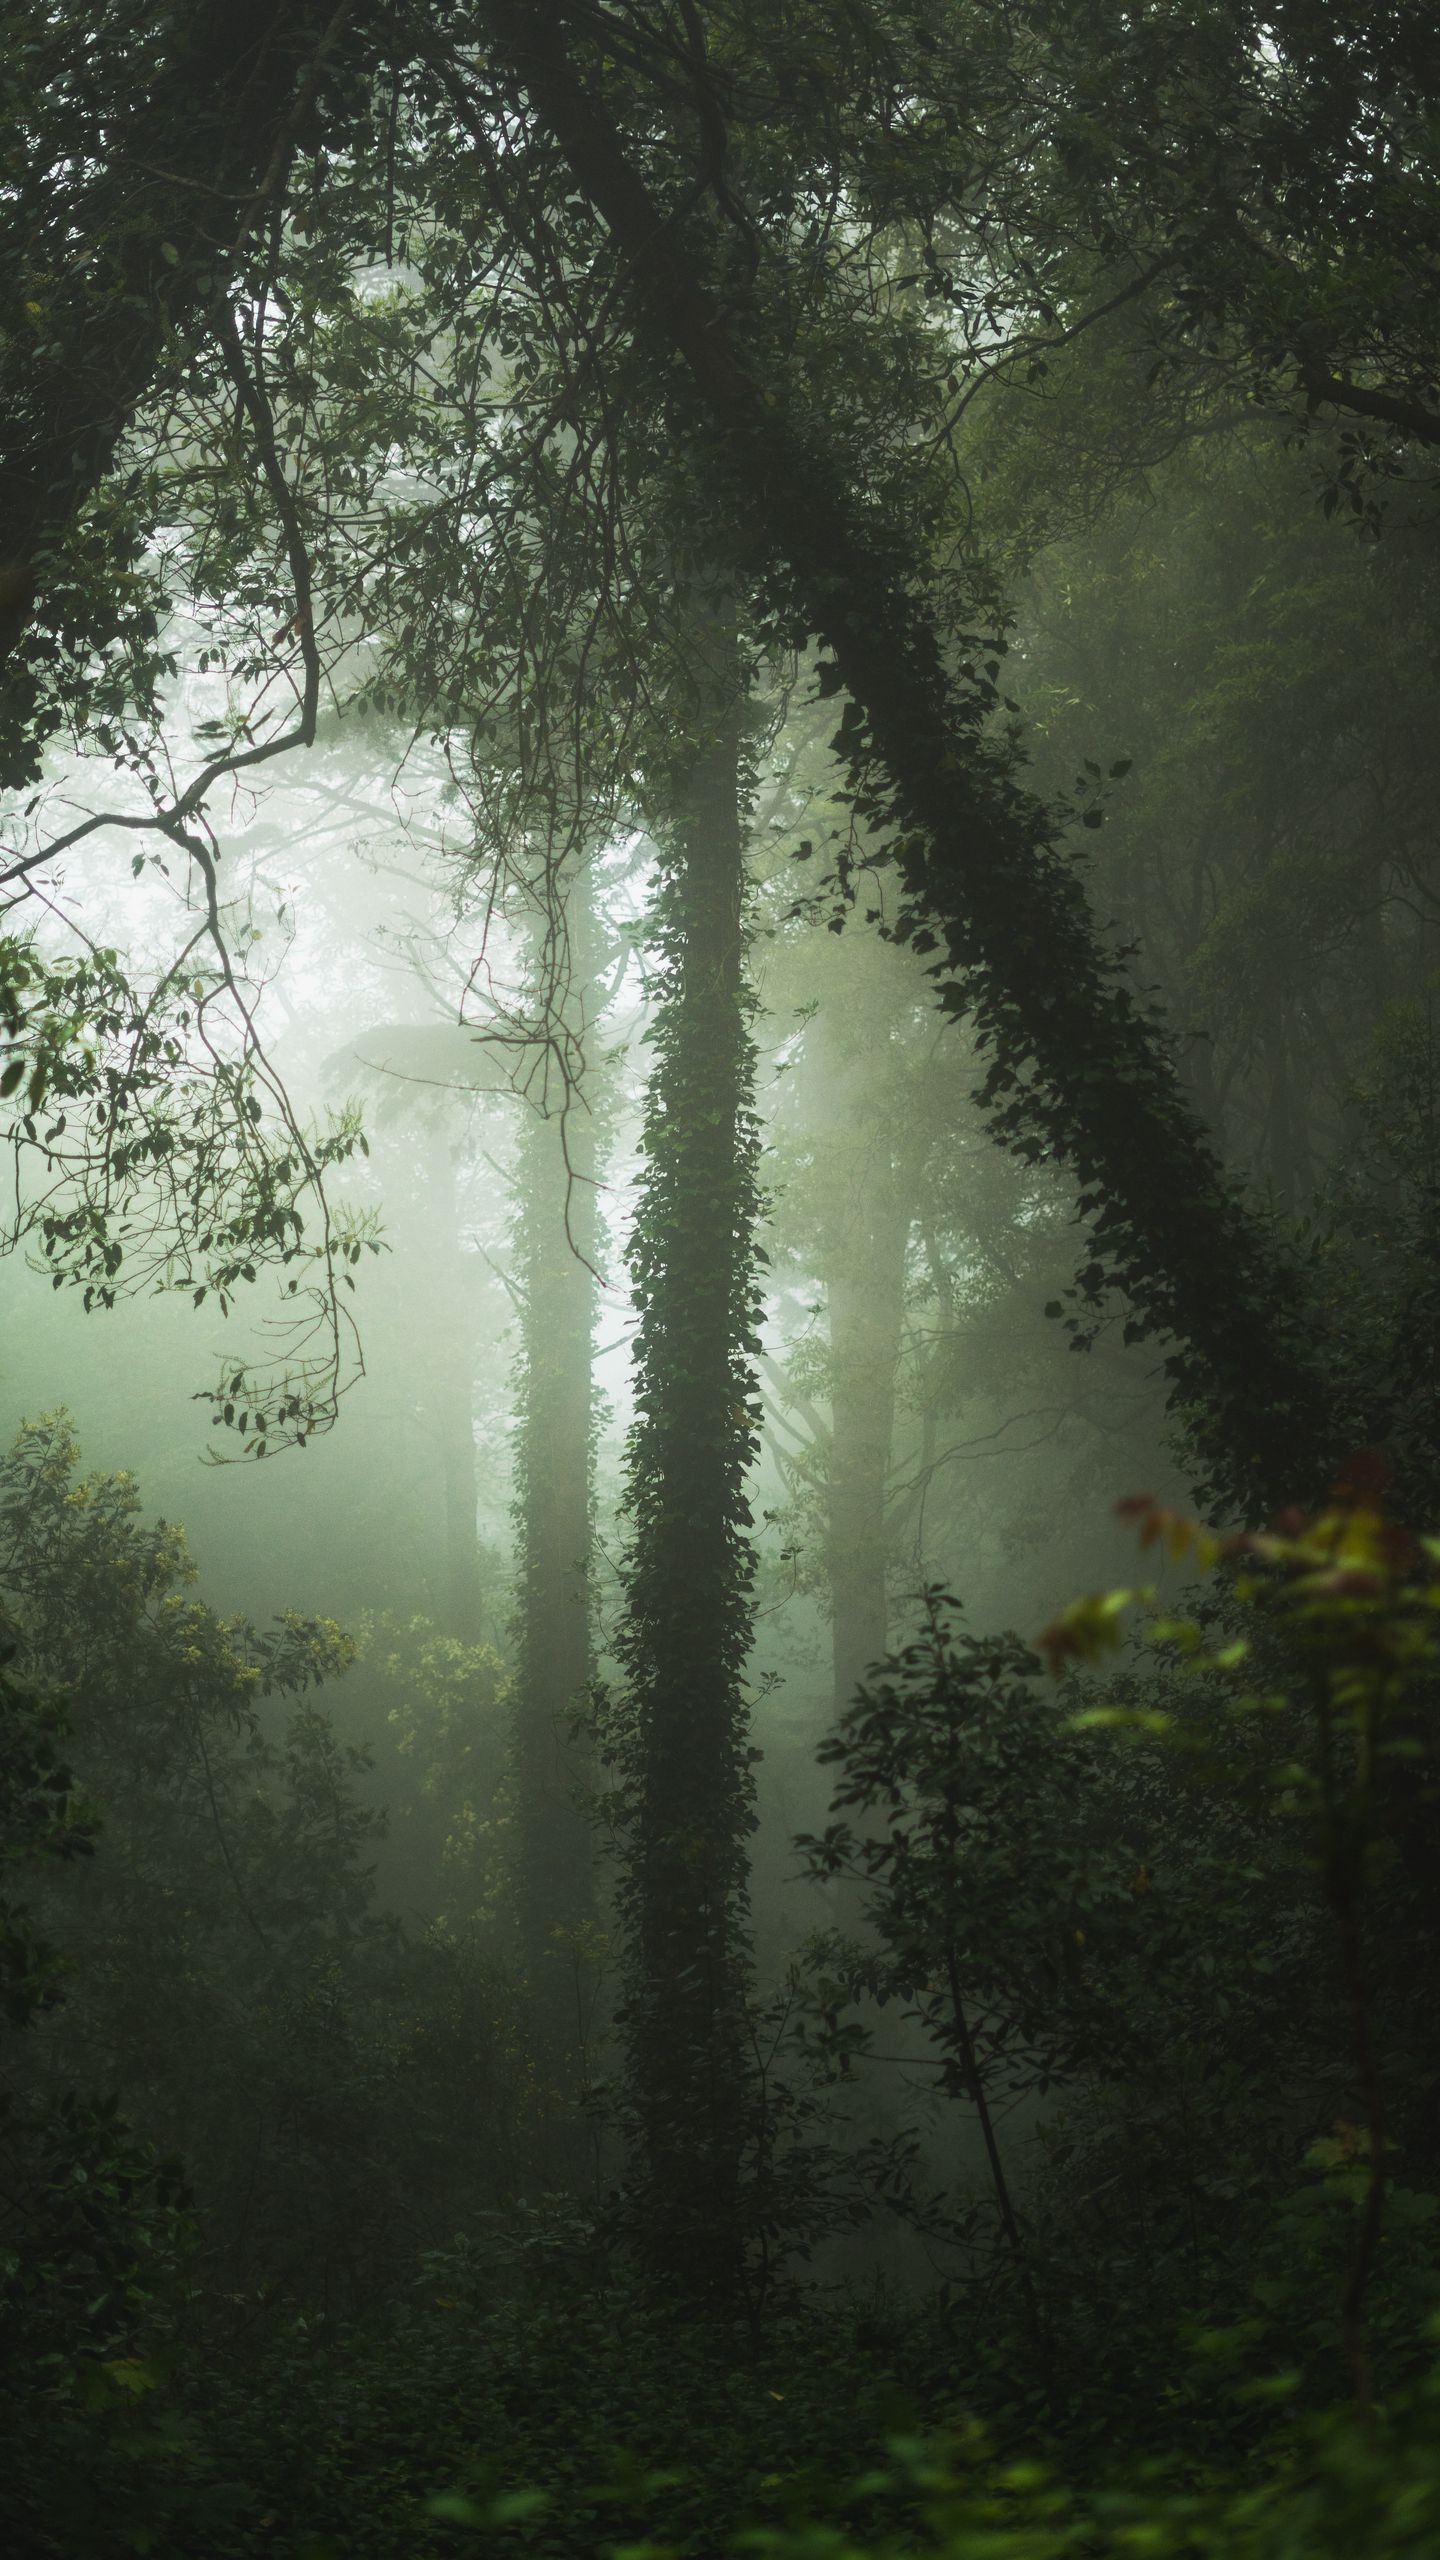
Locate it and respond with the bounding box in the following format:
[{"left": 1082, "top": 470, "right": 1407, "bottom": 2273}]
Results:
[
  {"left": 0, "top": 1580, "right": 194, "bottom": 2560},
  {"left": 1315, "top": 995, "right": 1440, "bottom": 1520},
  {"left": 3, "top": 1442, "right": 1439, "bottom": 2555},
  {"left": 1041, "top": 1474, "right": 1440, "bottom": 2407},
  {"left": 55, "top": 2283, "right": 1440, "bottom": 2560},
  {"left": 797, "top": 1604, "right": 1141, "bottom": 2105},
  {"left": 1005, "top": 428, "right": 1440, "bottom": 1228},
  {"left": 0, "top": 1417, "right": 530, "bottom": 2313},
  {"left": 358, "top": 1608, "right": 512, "bottom": 1925},
  {"left": 9, "top": 4, "right": 1440, "bottom": 2549},
  {"left": 722, "top": 2356, "right": 1440, "bottom": 2560},
  {"left": 0, "top": 926, "right": 376, "bottom": 1447},
  {"left": 161, "top": 2278, "right": 945, "bottom": 2560},
  {"left": 781, "top": 1461, "right": 1440, "bottom": 2430},
  {"left": 0, "top": 1616, "right": 96, "bottom": 2029},
  {"left": 606, "top": 644, "right": 768, "bottom": 2294}
]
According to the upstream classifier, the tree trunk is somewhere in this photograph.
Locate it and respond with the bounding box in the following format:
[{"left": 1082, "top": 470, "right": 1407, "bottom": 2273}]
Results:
[
  {"left": 511, "top": 886, "right": 601, "bottom": 2016},
  {"left": 826, "top": 1220, "right": 906, "bottom": 1716},
  {"left": 616, "top": 594, "right": 761, "bottom": 2296},
  {"left": 480, "top": 0, "right": 1338, "bottom": 1520}
]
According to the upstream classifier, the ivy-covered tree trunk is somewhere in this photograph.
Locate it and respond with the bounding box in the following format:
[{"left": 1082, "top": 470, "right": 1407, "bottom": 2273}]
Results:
[
  {"left": 511, "top": 892, "right": 601, "bottom": 2026},
  {"left": 616, "top": 606, "right": 762, "bottom": 2297}
]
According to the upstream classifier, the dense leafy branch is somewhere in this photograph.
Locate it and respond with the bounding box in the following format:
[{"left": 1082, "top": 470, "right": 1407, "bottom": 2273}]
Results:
[{"left": 0, "top": 0, "right": 399, "bottom": 785}]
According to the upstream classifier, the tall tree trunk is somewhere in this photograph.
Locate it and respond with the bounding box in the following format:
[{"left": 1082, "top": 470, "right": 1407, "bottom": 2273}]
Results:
[
  {"left": 481, "top": 0, "right": 1338, "bottom": 1520},
  {"left": 825, "top": 1215, "right": 906, "bottom": 1717},
  {"left": 511, "top": 882, "right": 601, "bottom": 2026},
  {"left": 421, "top": 1128, "right": 485, "bottom": 1646},
  {"left": 616, "top": 597, "right": 761, "bottom": 2297}
]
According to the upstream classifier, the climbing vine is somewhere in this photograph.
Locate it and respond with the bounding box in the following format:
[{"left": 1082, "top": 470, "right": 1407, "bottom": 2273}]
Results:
[{"left": 606, "top": 652, "right": 765, "bottom": 2295}]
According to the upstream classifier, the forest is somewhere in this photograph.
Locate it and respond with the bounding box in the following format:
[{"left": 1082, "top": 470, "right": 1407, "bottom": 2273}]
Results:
[{"left": 4, "top": 3, "right": 1440, "bottom": 2552}]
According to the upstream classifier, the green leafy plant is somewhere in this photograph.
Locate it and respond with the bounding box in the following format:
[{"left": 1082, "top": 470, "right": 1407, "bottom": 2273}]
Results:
[{"left": 1041, "top": 1461, "right": 1440, "bottom": 2409}]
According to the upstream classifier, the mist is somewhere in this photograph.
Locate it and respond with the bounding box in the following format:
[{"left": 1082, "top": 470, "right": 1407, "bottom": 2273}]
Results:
[{"left": 3, "top": 9, "right": 1439, "bottom": 2557}]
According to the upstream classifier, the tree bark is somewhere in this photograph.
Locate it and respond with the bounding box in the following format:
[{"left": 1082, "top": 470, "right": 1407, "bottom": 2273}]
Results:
[
  {"left": 616, "top": 593, "right": 760, "bottom": 2296},
  {"left": 511, "top": 890, "right": 601, "bottom": 2008}
]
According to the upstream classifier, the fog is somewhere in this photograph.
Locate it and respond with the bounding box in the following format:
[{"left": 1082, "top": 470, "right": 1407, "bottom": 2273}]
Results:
[{"left": 5, "top": 11, "right": 1438, "bottom": 2546}]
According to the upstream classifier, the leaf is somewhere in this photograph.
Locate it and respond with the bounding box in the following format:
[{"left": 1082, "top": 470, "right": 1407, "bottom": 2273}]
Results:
[
  {"left": 427, "top": 2493, "right": 485, "bottom": 2527},
  {"left": 100, "top": 2356, "right": 159, "bottom": 2397},
  {"left": 1037, "top": 1585, "right": 1150, "bottom": 1673}
]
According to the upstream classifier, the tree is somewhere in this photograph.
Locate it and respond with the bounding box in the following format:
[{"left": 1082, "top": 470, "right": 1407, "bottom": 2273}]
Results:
[
  {"left": 608, "top": 593, "right": 764, "bottom": 2294},
  {"left": 0, "top": 1413, "right": 526, "bottom": 2306},
  {"left": 0, "top": 0, "right": 397, "bottom": 783},
  {"left": 0, "top": 0, "right": 1353, "bottom": 1513},
  {"left": 509, "top": 871, "right": 604, "bottom": 2032},
  {"left": 470, "top": 0, "right": 1336, "bottom": 1518},
  {"left": 13, "top": 0, "right": 1440, "bottom": 2321},
  {"left": 0, "top": 1578, "right": 190, "bottom": 2558}
]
